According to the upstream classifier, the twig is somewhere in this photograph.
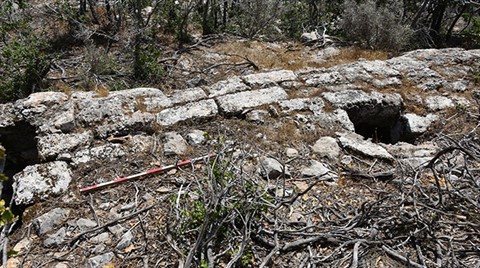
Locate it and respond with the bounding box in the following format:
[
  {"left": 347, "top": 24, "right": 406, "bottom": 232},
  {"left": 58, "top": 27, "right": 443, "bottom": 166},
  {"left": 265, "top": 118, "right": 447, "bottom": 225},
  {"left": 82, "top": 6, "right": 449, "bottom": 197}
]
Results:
[
  {"left": 69, "top": 205, "right": 154, "bottom": 246},
  {"left": 382, "top": 245, "right": 426, "bottom": 268},
  {"left": 351, "top": 241, "right": 361, "bottom": 268}
]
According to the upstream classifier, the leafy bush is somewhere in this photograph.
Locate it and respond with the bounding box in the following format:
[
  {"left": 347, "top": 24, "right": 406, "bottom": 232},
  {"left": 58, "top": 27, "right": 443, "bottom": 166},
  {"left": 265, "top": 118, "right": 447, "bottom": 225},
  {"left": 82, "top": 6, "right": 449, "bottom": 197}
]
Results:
[
  {"left": 0, "top": 2, "right": 50, "bottom": 102},
  {"left": 339, "top": 0, "right": 413, "bottom": 51}
]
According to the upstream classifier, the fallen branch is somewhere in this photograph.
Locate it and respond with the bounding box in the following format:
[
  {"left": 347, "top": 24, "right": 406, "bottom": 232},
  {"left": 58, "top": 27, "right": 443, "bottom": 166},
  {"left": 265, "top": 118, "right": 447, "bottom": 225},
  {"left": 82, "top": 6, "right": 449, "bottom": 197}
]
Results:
[
  {"left": 382, "top": 245, "right": 426, "bottom": 268},
  {"left": 69, "top": 205, "right": 154, "bottom": 246}
]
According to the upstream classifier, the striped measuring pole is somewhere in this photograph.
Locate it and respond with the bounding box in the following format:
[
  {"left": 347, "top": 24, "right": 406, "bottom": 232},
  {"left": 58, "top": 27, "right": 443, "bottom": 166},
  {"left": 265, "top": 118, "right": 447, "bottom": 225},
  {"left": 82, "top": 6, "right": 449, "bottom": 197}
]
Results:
[{"left": 80, "top": 153, "right": 217, "bottom": 193}]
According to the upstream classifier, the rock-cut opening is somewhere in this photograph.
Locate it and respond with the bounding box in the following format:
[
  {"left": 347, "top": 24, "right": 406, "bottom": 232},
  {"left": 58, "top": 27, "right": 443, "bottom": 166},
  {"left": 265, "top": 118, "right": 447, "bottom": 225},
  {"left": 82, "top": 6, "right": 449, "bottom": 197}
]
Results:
[
  {"left": 0, "top": 121, "right": 39, "bottom": 220},
  {"left": 354, "top": 122, "right": 398, "bottom": 144},
  {"left": 345, "top": 109, "right": 406, "bottom": 145}
]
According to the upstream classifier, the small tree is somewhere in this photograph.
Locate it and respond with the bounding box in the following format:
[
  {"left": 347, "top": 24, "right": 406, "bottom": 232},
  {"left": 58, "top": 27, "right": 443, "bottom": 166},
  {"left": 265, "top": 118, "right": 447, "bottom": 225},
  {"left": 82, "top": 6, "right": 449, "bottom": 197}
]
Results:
[
  {"left": 339, "top": 0, "right": 413, "bottom": 51},
  {"left": 0, "top": 1, "right": 50, "bottom": 102}
]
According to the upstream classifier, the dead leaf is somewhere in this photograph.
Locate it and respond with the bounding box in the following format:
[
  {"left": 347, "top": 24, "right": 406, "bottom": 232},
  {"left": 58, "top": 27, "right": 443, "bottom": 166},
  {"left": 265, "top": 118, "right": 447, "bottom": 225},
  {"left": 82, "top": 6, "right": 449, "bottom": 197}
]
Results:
[{"left": 124, "top": 245, "right": 136, "bottom": 253}]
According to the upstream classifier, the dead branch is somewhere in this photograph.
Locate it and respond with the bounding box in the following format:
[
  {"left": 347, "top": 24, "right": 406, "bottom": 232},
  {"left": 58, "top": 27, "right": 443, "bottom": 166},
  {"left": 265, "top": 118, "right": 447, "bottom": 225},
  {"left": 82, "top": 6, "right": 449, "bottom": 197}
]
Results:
[{"left": 69, "top": 205, "right": 154, "bottom": 246}]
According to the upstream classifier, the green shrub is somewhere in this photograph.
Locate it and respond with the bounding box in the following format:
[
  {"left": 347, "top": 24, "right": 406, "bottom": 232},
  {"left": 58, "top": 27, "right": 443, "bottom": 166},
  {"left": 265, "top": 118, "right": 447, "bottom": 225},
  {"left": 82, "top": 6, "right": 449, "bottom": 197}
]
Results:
[
  {"left": 0, "top": 2, "right": 50, "bottom": 102},
  {"left": 339, "top": 0, "right": 413, "bottom": 51}
]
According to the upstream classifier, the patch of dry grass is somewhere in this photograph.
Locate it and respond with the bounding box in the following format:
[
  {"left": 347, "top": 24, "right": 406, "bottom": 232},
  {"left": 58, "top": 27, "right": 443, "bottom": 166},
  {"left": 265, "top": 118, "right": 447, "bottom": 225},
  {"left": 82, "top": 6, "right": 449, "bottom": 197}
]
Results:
[{"left": 213, "top": 41, "right": 389, "bottom": 71}]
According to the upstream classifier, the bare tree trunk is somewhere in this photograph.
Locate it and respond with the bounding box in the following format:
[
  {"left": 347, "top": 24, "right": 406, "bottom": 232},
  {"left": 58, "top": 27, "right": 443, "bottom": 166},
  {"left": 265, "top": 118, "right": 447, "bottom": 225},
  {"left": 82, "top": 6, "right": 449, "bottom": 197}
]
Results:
[
  {"left": 446, "top": 4, "right": 467, "bottom": 42},
  {"left": 429, "top": 0, "right": 448, "bottom": 46}
]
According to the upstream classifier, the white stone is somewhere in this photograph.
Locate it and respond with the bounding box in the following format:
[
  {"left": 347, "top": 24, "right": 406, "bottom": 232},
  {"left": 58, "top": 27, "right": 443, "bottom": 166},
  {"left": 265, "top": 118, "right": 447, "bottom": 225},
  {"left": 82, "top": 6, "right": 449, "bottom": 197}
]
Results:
[
  {"left": 279, "top": 98, "right": 324, "bottom": 113},
  {"left": 156, "top": 99, "right": 218, "bottom": 126},
  {"left": 312, "top": 137, "right": 341, "bottom": 159},
  {"left": 243, "top": 70, "right": 297, "bottom": 86},
  {"left": 206, "top": 76, "right": 250, "bottom": 97},
  {"left": 216, "top": 87, "right": 288, "bottom": 114},
  {"left": 338, "top": 132, "right": 394, "bottom": 160},
  {"left": 37, "top": 131, "right": 93, "bottom": 160},
  {"left": 425, "top": 96, "right": 454, "bottom": 111},
  {"left": 301, "top": 160, "right": 335, "bottom": 178},
  {"left": 186, "top": 130, "right": 206, "bottom": 145},
  {"left": 164, "top": 132, "right": 188, "bottom": 156},
  {"left": 285, "top": 148, "right": 299, "bottom": 157},
  {"left": 170, "top": 87, "right": 207, "bottom": 104},
  {"left": 14, "top": 161, "right": 73, "bottom": 205},
  {"left": 403, "top": 113, "right": 438, "bottom": 134}
]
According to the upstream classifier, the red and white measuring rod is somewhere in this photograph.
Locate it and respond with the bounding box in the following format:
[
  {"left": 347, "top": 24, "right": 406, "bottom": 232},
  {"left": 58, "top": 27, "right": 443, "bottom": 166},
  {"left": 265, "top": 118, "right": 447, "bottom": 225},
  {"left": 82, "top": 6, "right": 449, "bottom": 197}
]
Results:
[{"left": 80, "top": 153, "right": 217, "bottom": 194}]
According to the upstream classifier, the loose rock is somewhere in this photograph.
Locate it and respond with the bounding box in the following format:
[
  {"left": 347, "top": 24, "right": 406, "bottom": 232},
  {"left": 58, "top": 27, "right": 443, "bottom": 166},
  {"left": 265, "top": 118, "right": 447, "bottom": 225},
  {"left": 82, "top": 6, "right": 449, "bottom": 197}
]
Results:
[
  {"left": 260, "top": 157, "right": 290, "bottom": 179},
  {"left": 33, "top": 208, "right": 71, "bottom": 235},
  {"left": 14, "top": 161, "right": 72, "bottom": 205},
  {"left": 338, "top": 132, "right": 393, "bottom": 160},
  {"left": 163, "top": 132, "right": 188, "bottom": 156},
  {"left": 312, "top": 137, "right": 341, "bottom": 159},
  {"left": 88, "top": 252, "right": 114, "bottom": 268}
]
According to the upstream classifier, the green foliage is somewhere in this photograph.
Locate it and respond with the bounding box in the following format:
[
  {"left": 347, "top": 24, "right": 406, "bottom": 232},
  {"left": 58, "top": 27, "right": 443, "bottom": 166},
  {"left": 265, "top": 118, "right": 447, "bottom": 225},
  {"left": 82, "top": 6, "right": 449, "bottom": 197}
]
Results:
[
  {"left": 469, "top": 64, "right": 480, "bottom": 85},
  {"left": 133, "top": 45, "right": 164, "bottom": 82},
  {"left": 463, "top": 14, "right": 480, "bottom": 46},
  {"left": 339, "top": 0, "right": 413, "bottom": 51},
  {"left": 0, "top": 200, "right": 15, "bottom": 227},
  {"left": 279, "top": 2, "right": 309, "bottom": 39},
  {"left": 0, "top": 147, "right": 15, "bottom": 227},
  {"left": 0, "top": 2, "right": 50, "bottom": 102}
]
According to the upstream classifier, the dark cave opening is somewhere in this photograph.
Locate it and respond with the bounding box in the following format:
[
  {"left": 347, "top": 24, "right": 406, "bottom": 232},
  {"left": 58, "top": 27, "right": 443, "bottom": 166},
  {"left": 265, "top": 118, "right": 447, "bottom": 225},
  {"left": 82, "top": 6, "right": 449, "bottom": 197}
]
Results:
[
  {"left": 346, "top": 109, "right": 411, "bottom": 145},
  {"left": 354, "top": 122, "right": 397, "bottom": 144},
  {"left": 0, "top": 121, "right": 39, "bottom": 222}
]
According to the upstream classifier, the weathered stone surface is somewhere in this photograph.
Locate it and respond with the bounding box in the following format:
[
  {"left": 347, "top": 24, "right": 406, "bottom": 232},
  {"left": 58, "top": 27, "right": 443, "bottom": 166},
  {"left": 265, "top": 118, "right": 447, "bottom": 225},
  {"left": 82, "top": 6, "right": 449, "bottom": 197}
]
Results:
[
  {"left": 260, "top": 157, "right": 290, "bottom": 179},
  {"left": 312, "top": 137, "right": 341, "bottom": 159},
  {"left": 52, "top": 106, "right": 76, "bottom": 132},
  {"left": 403, "top": 113, "right": 438, "bottom": 135},
  {"left": 305, "top": 71, "right": 343, "bottom": 87},
  {"left": 33, "top": 208, "right": 71, "bottom": 235},
  {"left": 89, "top": 232, "right": 112, "bottom": 244},
  {"left": 314, "top": 109, "right": 355, "bottom": 132},
  {"left": 94, "top": 110, "right": 155, "bottom": 138},
  {"left": 157, "top": 99, "right": 218, "bottom": 126},
  {"left": 170, "top": 87, "right": 207, "bottom": 105},
  {"left": 384, "top": 142, "right": 438, "bottom": 158},
  {"left": 186, "top": 130, "right": 206, "bottom": 145},
  {"left": 206, "top": 76, "right": 250, "bottom": 97},
  {"left": 425, "top": 96, "right": 454, "bottom": 111},
  {"left": 301, "top": 160, "right": 335, "bottom": 179},
  {"left": 300, "top": 31, "right": 319, "bottom": 43},
  {"left": 73, "top": 144, "right": 126, "bottom": 165},
  {"left": 243, "top": 70, "right": 297, "bottom": 86},
  {"left": 76, "top": 218, "right": 97, "bottom": 231},
  {"left": 338, "top": 132, "right": 393, "bottom": 160},
  {"left": 285, "top": 148, "right": 299, "bottom": 157},
  {"left": 37, "top": 131, "right": 93, "bottom": 160},
  {"left": 88, "top": 252, "right": 114, "bottom": 268},
  {"left": 0, "top": 103, "right": 16, "bottom": 128},
  {"left": 322, "top": 90, "right": 404, "bottom": 126},
  {"left": 43, "top": 227, "right": 66, "bottom": 247},
  {"left": 216, "top": 87, "right": 288, "bottom": 114},
  {"left": 116, "top": 231, "right": 134, "bottom": 250},
  {"left": 279, "top": 98, "right": 324, "bottom": 114},
  {"left": 245, "top": 110, "right": 269, "bottom": 123},
  {"left": 163, "top": 132, "right": 188, "bottom": 156},
  {"left": 14, "top": 161, "right": 72, "bottom": 205}
]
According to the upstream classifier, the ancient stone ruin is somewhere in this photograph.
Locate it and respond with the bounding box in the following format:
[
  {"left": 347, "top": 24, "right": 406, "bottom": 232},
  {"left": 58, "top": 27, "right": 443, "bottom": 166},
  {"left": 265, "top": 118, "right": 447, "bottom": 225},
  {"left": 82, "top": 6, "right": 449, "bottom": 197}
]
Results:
[{"left": 1, "top": 48, "right": 480, "bottom": 267}]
